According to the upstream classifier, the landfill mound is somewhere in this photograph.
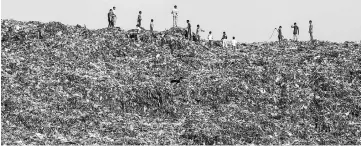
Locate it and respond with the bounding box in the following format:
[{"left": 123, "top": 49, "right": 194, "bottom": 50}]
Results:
[{"left": 2, "top": 19, "right": 361, "bottom": 145}]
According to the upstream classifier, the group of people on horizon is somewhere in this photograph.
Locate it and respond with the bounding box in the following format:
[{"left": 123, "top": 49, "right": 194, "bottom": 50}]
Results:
[
  {"left": 106, "top": 5, "right": 326, "bottom": 49},
  {"left": 277, "top": 20, "right": 314, "bottom": 43}
]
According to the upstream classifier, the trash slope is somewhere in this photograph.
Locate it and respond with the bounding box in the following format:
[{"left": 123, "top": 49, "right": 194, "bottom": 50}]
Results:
[{"left": 1, "top": 19, "right": 361, "bottom": 145}]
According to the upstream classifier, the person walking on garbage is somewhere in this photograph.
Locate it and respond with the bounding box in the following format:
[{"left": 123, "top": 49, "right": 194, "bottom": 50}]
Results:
[
  {"left": 196, "top": 24, "right": 205, "bottom": 42},
  {"left": 137, "top": 11, "right": 142, "bottom": 28},
  {"left": 112, "top": 7, "right": 117, "bottom": 27},
  {"left": 278, "top": 26, "right": 283, "bottom": 43},
  {"left": 231, "top": 37, "right": 237, "bottom": 51},
  {"left": 171, "top": 5, "right": 179, "bottom": 27},
  {"left": 291, "top": 22, "right": 299, "bottom": 41},
  {"left": 222, "top": 32, "right": 228, "bottom": 48},
  {"left": 208, "top": 31, "right": 213, "bottom": 47},
  {"left": 187, "top": 20, "right": 192, "bottom": 40},
  {"left": 309, "top": 20, "right": 313, "bottom": 42}
]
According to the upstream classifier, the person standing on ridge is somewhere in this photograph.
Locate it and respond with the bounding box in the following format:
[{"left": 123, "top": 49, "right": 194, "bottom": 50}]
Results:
[
  {"left": 291, "top": 22, "right": 299, "bottom": 41},
  {"left": 137, "top": 11, "right": 142, "bottom": 28},
  {"left": 196, "top": 24, "right": 205, "bottom": 42},
  {"left": 171, "top": 5, "right": 179, "bottom": 27},
  {"left": 108, "top": 9, "right": 113, "bottom": 28},
  {"left": 150, "top": 19, "right": 154, "bottom": 32},
  {"left": 150, "top": 19, "right": 156, "bottom": 41},
  {"left": 309, "top": 20, "right": 313, "bottom": 42},
  {"left": 208, "top": 31, "right": 213, "bottom": 47},
  {"left": 222, "top": 32, "right": 228, "bottom": 48},
  {"left": 232, "top": 37, "right": 237, "bottom": 51},
  {"left": 112, "top": 7, "right": 117, "bottom": 27},
  {"left": 187, "top": 20, "right": 192, "bottom": 40},
  {"left": 278, "top": 26, "right": 283, "bottom": 43}
]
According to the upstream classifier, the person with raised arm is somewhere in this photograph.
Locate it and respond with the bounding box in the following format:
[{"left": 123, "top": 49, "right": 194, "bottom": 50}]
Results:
[{"left": 196, "top": 24, "right": 205, "bottom": 42}]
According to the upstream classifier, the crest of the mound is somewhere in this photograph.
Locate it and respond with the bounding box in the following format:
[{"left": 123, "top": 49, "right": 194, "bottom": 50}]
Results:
[{"left": 2, "top": 19, "right": 192, "bottom": 44}]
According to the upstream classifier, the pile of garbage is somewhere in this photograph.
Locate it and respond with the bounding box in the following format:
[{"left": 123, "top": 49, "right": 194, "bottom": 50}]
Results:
[{"left": 2, "top": 19, "right": 361, "bottom": 145}]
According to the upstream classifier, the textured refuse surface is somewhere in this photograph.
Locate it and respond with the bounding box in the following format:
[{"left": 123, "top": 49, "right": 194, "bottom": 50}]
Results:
[{"left": 1, "top": 19, "right": 361, "bottom": 145}]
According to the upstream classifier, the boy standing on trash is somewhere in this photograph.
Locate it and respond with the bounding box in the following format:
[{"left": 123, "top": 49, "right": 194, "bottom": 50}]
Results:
[
  {"left": 232, "top": 37, "right": 237, "bottom": 51},
  {"left": 278, "top": 26, "right": 283, "bottom": 43},
  {"left": 187, "top": 20, "right": 192, "bottom": 40},
  {"left": 291, "top": 22, "right": 299, "bottom": 41},
  {"left": 137, "top": 11, "right": 142, "bottom": 28},
  {"left": 196, "top": 24, "right": 205, "bottom": 42},
  {"left": 171, "top": 5, "right": 179, "bottom": 27},
  {"left": 222, "top": 32, "right": 228, "bottom": 48},
  {"left": 208, "top": 31, "right": 213, "bottom": 47},
  {"left": 309, "top": 20, "right": 313, "bottom": 42}
]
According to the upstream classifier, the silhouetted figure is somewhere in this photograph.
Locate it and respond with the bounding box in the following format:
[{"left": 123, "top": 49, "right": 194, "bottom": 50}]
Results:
[
  {"left": 150, "top": 19, "right": 154, "bottom": 32},
  {"left": 222, "top": 32, "right": 228, "bottom": 48},
  {"left": 309, "top": 20, "right": 314, "bottom": 41},
  {"left": 108, "top": 9, "right": 113, "bottom": 28},
  {"left": 291, "top": 22, "right": 299, "bottom": 41},
  {"left": 137, "top": 11, "right": 142, "bottom": 27},
  {"left": 278, "top": 26, "right": 283, "bottom": 43},
  {"left": 208, "top": 31, "right": 213, "bottom": 47},
  {"left": 187, "top": 20, "right": 191, "bottom": 40}
]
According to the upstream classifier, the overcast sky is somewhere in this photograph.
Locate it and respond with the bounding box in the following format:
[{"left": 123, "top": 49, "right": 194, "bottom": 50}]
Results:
[{"left": 1, "top": 0, "right": 361, "bottom": 42}]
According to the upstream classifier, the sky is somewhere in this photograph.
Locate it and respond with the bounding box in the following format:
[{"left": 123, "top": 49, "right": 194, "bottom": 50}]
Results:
[{"left": 1, "top": 0, "right": 361, "bottom": 42}]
